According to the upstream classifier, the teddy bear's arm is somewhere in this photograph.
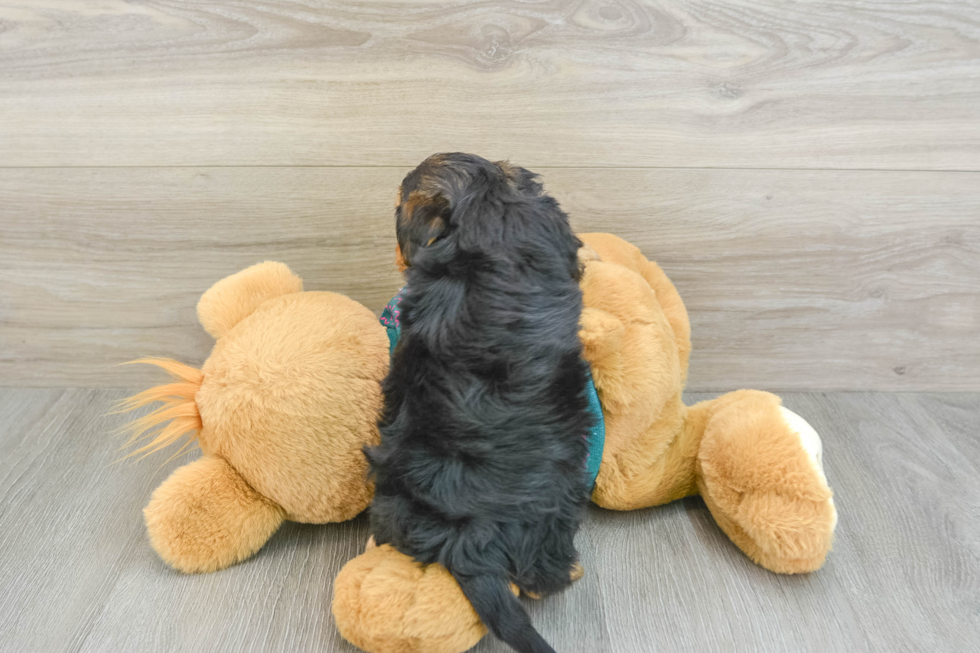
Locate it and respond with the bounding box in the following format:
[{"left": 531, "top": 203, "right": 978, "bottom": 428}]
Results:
[
  {"left": 579, "top": 306, "right": 625, "bottom": 373},
  {"left": 579, "top": 233, "right": 690, "bottom": 373}
]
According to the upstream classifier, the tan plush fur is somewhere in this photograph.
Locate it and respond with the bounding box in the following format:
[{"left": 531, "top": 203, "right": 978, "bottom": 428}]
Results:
[
  {"left": 330, "top": 233, "right": 837, "bottom": 653},
  {"left": 196, "top": 261, "right": 303, "bottom": 338},
  {"left": 333, "top": 544, "right": 489, "bottom": 653},
  {"left": 121, "top": 261, "right": 388, "bottom": 572},
  {"left": 578, "top": 234, "right": 835, "bottom": 572},
  {"left": 693, "top": 390, "right": 836, "bottom": 573},
  {"left": 144, "top": 454, "right": 286, "bottom": 573},
  {"left": 195, "top": 289, "right": 388, "bottom": 523}
]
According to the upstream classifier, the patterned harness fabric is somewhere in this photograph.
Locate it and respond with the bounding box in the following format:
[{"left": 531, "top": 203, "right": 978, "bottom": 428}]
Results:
[{"left": 380, "top": 289, "right": 605, "bottom": 493}]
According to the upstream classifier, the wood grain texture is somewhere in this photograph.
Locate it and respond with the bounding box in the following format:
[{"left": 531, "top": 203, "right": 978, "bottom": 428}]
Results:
[
  {"left": 1, "top": 389, "right": 978, "bottom": 652},
  {"left": 2, "top": 167, "right": 978, "bottom": 390},
  {"left": 1, "top": 0, "right": 979, "bottom": 169}
]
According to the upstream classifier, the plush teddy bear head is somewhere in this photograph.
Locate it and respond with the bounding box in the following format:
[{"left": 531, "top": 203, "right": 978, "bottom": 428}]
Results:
[{"left": 121, "top": 261, "right": 389, "bottom": 572}]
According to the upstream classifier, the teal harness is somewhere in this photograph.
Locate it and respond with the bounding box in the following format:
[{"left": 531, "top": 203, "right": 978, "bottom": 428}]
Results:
[{"left": 380, "top": 291, "right": 605, "bottom": 492}]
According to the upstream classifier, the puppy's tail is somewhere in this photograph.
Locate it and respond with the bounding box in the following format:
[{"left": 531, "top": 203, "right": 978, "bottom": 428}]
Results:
[{"left": 455, "top": 574, "right": 556, "bottom": 653}]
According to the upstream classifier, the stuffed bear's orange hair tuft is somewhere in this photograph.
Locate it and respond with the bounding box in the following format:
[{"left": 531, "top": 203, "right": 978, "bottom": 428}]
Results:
[{"left": 114, "top": 358, "right": 204, "bottom": 459}]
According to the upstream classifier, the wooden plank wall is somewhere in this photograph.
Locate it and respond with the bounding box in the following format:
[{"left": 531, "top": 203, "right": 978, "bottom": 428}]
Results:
[{"left": 1, "top": 1, "right": 979, "bottom": 390}]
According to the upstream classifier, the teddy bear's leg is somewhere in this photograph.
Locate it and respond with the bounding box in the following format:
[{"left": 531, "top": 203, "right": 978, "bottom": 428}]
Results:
[
  {"left": 332, "top": 545, "right": 491, "bottom": 653},
  {"left": 144, "top": 454, "right": 286, "bottom": 573},
  {"left": 694, "top": 390, "right": 837, "bottom": 574}
]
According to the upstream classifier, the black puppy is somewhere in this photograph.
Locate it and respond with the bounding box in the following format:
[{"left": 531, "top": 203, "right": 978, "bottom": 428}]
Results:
[{"left": 366, "top": 153, "right": 593, "bottom": 653}]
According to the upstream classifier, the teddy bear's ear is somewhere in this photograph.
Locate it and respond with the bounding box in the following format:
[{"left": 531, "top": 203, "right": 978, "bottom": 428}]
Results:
[{"left": 196, "top": 261, "right": 303, "bottom": 339}]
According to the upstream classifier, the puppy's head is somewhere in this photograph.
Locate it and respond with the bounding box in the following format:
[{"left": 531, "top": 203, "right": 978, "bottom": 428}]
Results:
[{"left": 394, "top": 153, "right": 578, "bottom": 276}]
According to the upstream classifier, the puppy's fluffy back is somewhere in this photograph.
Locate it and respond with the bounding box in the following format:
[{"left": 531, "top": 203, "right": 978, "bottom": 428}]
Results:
[{"left": 368, "top": 153, "right": 592, "bottom": 653}]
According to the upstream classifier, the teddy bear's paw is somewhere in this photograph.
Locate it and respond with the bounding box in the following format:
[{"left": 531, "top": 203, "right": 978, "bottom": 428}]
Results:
[
  {"left": 144, "top": 455, "right": 285, "bottom": 573},
  {"left": 577, "top": 243, "right": 601, "bottom": 267},
  {"left": 332, "top": 545, "right": 487, "bottom": 653},
  {"left": 778, "top": 407, "right": 838, "bottom": 533},
  {"left": 698, "top": 390, "right": 838, "bottom": 574},
  {"left": 733, "top": 489, "right": 836, "bottom": 573}
]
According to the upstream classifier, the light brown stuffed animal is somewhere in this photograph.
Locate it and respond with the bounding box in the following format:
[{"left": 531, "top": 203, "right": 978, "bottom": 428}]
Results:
[
  {"left": 329, "top": 233, "right": 837, "bottom": 653},
  {"left": 121, "top": 233, "right": 836, "bottom": 651},
  {"left": 119, "top": 261, "right": 388, "bottom": 572}
]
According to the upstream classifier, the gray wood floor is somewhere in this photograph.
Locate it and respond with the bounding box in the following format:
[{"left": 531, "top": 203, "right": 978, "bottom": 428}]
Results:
[{"left": 1, "top": 389, "right": 977, "bottom": 652}]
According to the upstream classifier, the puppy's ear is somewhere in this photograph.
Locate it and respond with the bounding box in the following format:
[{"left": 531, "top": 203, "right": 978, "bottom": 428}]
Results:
[
  {"left": 397, "top": 191, "right": 452, "bottom": 266},
  {"left": 416, "top": 199, "right": 449, "bottom": 247}
]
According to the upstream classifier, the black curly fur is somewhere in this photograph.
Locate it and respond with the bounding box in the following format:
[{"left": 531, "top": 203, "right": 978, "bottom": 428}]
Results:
[{"left": 366, "top": 153, "right": 592, "bottom": 653}]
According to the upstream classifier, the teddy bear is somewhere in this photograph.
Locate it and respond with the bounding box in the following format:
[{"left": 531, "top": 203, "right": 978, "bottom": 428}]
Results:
[
  {"left": 119, "top": 233, "right": 836, "bottom": 651},
  {"left": 118, "top": 261, "right": 389, "bottom": 572}
]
